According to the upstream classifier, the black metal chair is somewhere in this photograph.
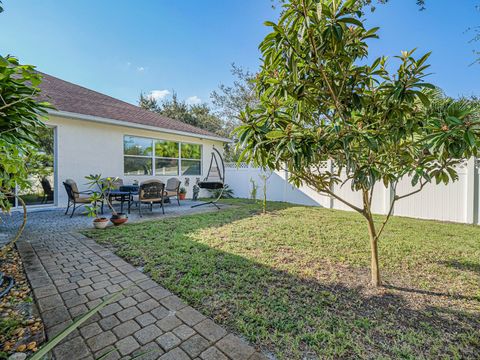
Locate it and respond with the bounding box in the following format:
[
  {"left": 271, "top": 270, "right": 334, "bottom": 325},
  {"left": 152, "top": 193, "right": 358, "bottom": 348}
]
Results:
[
  {"left": 40, "top": 177, "right": 54, "bottom": 204},
  {"left": 63, "top": 179, "right": 103, "bottom": 218},
  {"left": 192, "top": 146, "right": 225, "bottom": 209},
  {"left": 101, "top": 177, "right": 124, "bottom": 206},
  {"left": 138, "top": 180, "right": 165, "bottom": 217}
]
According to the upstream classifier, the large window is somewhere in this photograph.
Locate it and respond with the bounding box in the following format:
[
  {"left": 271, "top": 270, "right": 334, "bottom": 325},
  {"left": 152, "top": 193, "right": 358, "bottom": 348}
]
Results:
[
  {"left": 123, "top": 136, "right": 202, "bottom": 176},
  {"left": 124, "top": 136, "right": 153, "bottom": 175},
  {"left": 155, "top": 140, "right": 179, "bottom": 175},
  {"left": 181, "top": 143, "right": 202, "bottom": 175},
  {"left": 16, "top": 127, "right": 55, "bottom": 207}
]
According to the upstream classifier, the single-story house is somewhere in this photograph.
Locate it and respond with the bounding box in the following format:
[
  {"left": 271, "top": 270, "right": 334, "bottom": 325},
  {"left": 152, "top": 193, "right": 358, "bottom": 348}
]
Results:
[{"left": 19, "top": 72, "right": 229, "bottom": 209}]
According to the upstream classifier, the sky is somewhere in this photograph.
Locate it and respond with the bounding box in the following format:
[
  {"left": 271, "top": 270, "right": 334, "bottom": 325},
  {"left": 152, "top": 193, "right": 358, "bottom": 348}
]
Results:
[{"left": 0, "top": 0, "right": 479, "bottom": 106}]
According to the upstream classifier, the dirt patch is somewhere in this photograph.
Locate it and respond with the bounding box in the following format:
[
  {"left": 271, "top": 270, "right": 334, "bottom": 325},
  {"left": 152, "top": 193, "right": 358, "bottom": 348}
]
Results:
[{"left": 0, "top": 247, "right": 44, "bottom": 359}]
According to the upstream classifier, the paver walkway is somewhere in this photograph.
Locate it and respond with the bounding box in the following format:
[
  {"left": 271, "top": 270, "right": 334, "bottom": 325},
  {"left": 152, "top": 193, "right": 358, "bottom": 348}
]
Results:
[
  {"left": 9, "top": 204, "right": 266, "bottom": 360},
  {"left": 0, "top": 200, "right": 231, "bottom": 246}
]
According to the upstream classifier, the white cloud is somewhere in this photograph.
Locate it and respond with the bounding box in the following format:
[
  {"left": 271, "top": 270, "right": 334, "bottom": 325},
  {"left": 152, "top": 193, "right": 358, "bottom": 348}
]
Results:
[
  {"left": 148, "top": 89, "right": 171, "bottom": 101},
  {"left": 186, "top": 95, "right": 201, "bottom": 105},
  {"left": 136, "top": 66, "right": 145, "bottom": 72}
]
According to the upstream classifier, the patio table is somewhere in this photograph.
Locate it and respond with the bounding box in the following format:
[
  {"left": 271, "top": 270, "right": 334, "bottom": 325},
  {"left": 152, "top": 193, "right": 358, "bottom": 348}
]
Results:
[{"left": 109, "top": 185, "right": 139, "bottom": 214}]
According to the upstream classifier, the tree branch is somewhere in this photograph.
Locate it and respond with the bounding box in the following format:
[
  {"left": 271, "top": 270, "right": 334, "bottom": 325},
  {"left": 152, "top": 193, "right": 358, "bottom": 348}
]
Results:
[
  {"left": 375, "top": 182, "right": 397, "bottom": 240},
  {"left": 300, "top": 0, "right": 346, "bottom": 123},
  {"left": 299, "top": 171, "right": 365, "bottom": 214},
  {"left": 0, "top": 192, "right": 27, "bottom": 257},
  {"left": 395, "top": 179, "right": 427, "bottom": 201},
  {"left": 0, "top": 92, "right": 35, "bottom": 111},
  {"left": 375, "top": 179, "right": 428, "bottom": 241}
]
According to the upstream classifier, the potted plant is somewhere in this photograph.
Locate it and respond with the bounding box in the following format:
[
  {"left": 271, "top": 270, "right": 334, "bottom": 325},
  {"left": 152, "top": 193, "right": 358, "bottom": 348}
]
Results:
[
  {"left": 85, "top": 193, "right": 109, "bottom": 229},
  {"left": 179, "top": 187, "right": 187, "bottom": 200},
  {"left": 85, "top": 174, "right": 128, "bottom": 226}
]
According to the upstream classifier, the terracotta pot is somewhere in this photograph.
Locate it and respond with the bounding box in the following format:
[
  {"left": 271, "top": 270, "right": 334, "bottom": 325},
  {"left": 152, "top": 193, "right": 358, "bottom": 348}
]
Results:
[
  {"left": 110, "top": 213, "right": 128, "bottom": 226},
  {"left": 93, "top": 218, "right": 109, "bottom": 229},
  {"left": 179, "top": 193, "right": 186, "bottom": 200}
]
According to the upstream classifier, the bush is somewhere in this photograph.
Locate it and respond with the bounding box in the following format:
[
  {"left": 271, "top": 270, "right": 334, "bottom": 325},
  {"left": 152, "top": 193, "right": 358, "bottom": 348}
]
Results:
[{"left": 209, "top": 184, "right": 234, "bottom": 199}]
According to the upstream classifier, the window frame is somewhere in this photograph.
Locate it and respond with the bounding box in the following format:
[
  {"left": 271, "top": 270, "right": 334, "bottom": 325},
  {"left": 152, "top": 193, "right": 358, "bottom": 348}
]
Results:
[
  {"left": 123, "top": 136, "right": 154, "bottom": 176},
  {"left": 179, "top": 142, "right": 202, "bottom": 176},
  {"left": 154, "top": 140, "right": 180, "bottom": 176},
  {"left": 123, "top": 135, "right": 203, "bottom": 177}
]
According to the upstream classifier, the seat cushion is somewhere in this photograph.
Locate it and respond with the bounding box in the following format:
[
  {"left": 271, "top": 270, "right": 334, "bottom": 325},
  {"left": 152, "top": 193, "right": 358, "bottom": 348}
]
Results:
[
  {"left": 140, "top": 198, "right": 163, "bottom": 203},
  {"left": 198, "top": 181, "right": 224, "bottom": 190},
  {"left": 76, "top": 195, "right": 92, "bottom": 203},
  {"left": 65, "top": 179, "right": 80, "bottom": 198},
  {"left": 166, "top": 178, "right": 181, "bottom": 192}
]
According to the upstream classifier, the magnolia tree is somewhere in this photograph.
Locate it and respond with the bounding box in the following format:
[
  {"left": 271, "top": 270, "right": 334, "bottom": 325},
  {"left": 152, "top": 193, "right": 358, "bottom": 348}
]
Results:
[
  {"left": 235, "top": 0, "right": 480, "bottom": 286},
  {"left": 0, "top": 55, "right": 51, "bottom": 254}
]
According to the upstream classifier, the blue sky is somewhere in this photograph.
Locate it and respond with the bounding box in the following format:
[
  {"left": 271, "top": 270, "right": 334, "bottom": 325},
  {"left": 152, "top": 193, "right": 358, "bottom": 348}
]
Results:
[{"left": 1, "top": 0, "right": 479, "bottom": 106}]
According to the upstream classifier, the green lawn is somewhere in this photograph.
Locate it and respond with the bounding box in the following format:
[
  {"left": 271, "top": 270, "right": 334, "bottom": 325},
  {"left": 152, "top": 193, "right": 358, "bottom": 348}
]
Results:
[{"left": 85, "top": 200, "right": 480, "bottom": 359}]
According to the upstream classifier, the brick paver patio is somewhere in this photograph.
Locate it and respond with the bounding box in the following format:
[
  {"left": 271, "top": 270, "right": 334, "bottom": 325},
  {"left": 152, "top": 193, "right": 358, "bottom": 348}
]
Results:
[{"left": 8, "top": 203, "right": 266, "bottom": 360}]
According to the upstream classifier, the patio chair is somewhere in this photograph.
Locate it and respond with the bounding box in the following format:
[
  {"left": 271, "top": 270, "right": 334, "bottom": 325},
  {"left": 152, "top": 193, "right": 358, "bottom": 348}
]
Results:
[
  {"left": 165, "top": 178, "right": 181, "bottom": 205},
  {"left": 40, "top": 177, "right": 54, "bottom": 204},
  {"left": 192, "top": 146, "right": 225, "bottom": 209},
  {"left": 138, "top": 180, "right": 165, "bottom": 217},
  {"left": 63, "top": 179, "right": 103, "bottom": 218},
  {"left": 109, "top": 178, "right": 124, "bottom": 190},
  {"left": 106, "top": 177, "right": 124, "bottom": 203}
]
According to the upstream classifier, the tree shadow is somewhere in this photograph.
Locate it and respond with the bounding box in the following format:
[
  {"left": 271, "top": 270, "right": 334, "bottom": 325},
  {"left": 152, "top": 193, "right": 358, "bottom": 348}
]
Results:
[
  {"left": 86, "top": 203, "right": 480, "bottom": 359},
  {"left": 438, "top": 259, "right": 480, "bottom": 276},
  {"left": 383, "top": 284, "right": 480, "bottom": 302}
]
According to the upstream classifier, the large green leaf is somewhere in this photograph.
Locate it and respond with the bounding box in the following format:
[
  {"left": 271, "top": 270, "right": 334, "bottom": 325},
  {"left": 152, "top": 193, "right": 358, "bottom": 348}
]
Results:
[{"left": 266, "top": 130, "right": 285, "bottom": 139}]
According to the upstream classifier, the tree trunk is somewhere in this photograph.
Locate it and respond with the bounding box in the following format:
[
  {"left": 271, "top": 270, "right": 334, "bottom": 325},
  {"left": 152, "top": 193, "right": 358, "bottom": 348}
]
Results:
[
  {"left": 366, "top": 215, "right": 381, "bottom": 286},
  {"left": 0, "top": 193, "right": 27, "bottom": 257}
]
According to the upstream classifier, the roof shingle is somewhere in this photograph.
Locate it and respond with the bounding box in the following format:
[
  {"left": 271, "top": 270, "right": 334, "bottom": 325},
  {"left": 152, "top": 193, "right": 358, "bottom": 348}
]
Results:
[{"left": 37, "top": 72, "right": 225, "bottom": 140}]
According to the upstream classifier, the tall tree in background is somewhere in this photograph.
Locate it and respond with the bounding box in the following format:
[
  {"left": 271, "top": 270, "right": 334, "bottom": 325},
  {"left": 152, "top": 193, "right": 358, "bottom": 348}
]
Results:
[
  {"left": 211, "top": 64, "right": 259, "bottom": 160},
  {"left": 236, "top": 0, "right": 480, "bottom": 286},
  {"left": 211, "top": 64, "right": 258, "bottom": 135},
  {"left": 139, "top": 92, "right": 161, "bottom": 112},
  {"left": 190, "top": 103, "right": 226, "bottom": 136},
  {"left": 154, "top": 92, "right": 195, "bottom": 125},
  {"left": 141, "top": 64, "right": 260, "bottom": 144},
  {"left": 138, "top": 92, "right": 226, "bottom": 136}
]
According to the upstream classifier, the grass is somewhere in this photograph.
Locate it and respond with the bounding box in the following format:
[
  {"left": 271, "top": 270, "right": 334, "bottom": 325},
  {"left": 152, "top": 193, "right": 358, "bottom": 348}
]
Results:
[{"left": 85, "top": 199, "right": 480, "bottom": 359}]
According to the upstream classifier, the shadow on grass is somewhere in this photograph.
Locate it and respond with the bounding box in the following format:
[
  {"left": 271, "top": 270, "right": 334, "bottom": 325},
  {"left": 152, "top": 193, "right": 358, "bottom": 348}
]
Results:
[
  {"left": 85, "top": 202, "right": 480, "bottom": 360},
  {"left": 438, "top": 259, "right": 480, "bottom": 276},
  {"left": 383, "top": 284, "right": 480, "bottom": 302}
]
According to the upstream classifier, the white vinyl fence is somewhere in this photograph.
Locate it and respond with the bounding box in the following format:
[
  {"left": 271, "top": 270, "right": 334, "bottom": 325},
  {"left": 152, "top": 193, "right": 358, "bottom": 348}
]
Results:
[{"left": 225, "top": 158, "right": 480, "bottom": 225}]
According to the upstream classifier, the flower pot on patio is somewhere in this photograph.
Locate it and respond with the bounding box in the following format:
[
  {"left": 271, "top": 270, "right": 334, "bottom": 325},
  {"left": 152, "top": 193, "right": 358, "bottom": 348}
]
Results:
[
  {"left": 179, "top": 187, "right": 187, "bottom": 200},
  {"left": 93, "top": 217, "right": 109, "bottom": 229},
  {"left": 110, "top": 213, "right": 128, "bottom": 226}
]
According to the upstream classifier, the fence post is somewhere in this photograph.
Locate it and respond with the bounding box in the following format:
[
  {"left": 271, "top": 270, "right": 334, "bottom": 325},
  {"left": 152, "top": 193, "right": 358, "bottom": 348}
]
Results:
[
  {"left": 476, "top": 158, "right": 479, "bottom": 225},
  {"left": 327, "top": 159, "right": 334, "bottom": 209},
  {"left": 466, "top": 157, "right": 476, "bottom": 224},
  {"left": 383, "top": 184, "right": 395, "bottom": 216}
]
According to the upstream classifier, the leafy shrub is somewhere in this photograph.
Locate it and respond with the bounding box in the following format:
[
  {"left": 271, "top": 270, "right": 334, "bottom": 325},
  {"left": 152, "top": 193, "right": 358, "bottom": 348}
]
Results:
[{"left": 209, "top": 184, "right": 234, "bottom": 199}]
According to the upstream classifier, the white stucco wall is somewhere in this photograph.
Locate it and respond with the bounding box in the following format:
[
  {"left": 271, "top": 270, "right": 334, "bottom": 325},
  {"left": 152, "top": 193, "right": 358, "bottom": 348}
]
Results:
[{"left": 46, "top": 115, "right": 226, "bottom": 207}]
